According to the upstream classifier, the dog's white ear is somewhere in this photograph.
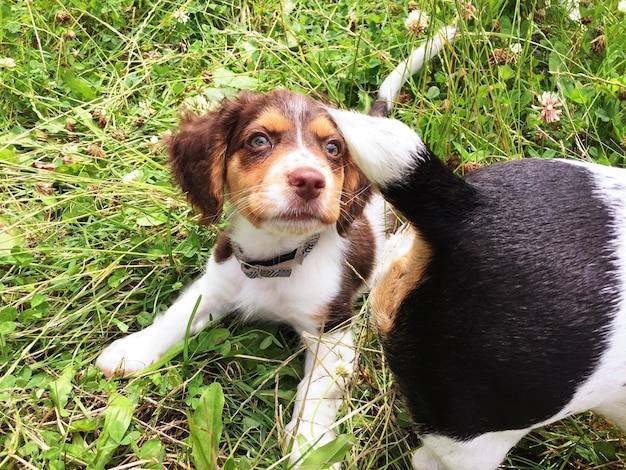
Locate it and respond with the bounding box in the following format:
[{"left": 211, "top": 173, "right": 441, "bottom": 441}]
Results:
[{"left": 328, "top": 109, "right": 427, "bottom": 189}]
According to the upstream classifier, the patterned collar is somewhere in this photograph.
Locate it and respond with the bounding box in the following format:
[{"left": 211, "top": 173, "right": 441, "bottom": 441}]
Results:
[{"left": 231, "top": 233, "right": 321, "bottom": 279}]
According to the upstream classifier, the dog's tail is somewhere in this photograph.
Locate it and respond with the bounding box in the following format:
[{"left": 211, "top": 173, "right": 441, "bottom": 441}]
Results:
[
  {"left": 369, "top": 24, "right": 457, "bottom": 117},
  {"left": 328, "top": 23, "right": 470, "bottom": 243}
]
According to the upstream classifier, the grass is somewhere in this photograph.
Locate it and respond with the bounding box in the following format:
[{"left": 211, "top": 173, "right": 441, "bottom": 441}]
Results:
[{"left": 1, "top": 0, "right": 626, "bottom": 468}]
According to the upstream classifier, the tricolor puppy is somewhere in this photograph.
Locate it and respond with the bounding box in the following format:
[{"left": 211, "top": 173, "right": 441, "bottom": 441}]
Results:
[
  {"left": 96, "top": 89, "right": 384, "bottom": 465},
  {"left": 328, "top": 107, "right": 626, "bottom": 469},
  {"left": 95, "top": 26, "right": 453, "bottom": 466}
]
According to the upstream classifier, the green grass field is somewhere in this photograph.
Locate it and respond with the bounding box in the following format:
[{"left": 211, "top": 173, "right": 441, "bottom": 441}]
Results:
[{"left": 1, "top": 0, "right": 626, "bottom": 468}]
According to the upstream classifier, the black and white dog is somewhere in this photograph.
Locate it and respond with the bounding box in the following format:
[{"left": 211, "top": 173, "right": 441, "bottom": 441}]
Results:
[{"left": 329, "top": 83, "right": 626, "bottom": 469}]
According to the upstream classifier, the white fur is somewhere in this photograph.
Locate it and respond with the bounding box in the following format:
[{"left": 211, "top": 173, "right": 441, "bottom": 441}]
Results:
[
  {"left": 285, "top": 329, "right": 356, "bottom": 469},
  {"left": 564, "top": 161, "right": 626, "bottom": 426},
  {"left": 373, "top": 222, "right": 415, "bottom": 284},
  {"left": 96, "top": 193, "right": 389, "bottom": 467},
  {"left": 327, "top": 110, "right": 426, "bottom": 188},
  {"left": 412, "top": 430, "right": 528, "bottom": 470}
]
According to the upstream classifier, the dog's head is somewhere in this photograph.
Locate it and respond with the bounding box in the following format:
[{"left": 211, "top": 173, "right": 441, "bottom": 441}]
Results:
[{"left": 167, "top": 90, "right": 371, "bottom": 236}]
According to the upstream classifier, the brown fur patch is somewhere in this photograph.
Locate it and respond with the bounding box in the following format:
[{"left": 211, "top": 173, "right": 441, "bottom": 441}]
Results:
[
  {"left": 371, "top": 227, "right": 432, "bottom": 337},
  {"left": 225, "top": 150, "right": 276, "bottom": 226},
  {"left": 226, "top": 145, "right": 344, "bottom": 229},
  {"left": 213, "top": 231, "right": 233, "bottom": 263},
  {"left": 257, "top": 108, "right": 293, "bottom": 134},
  {"left": 167, "top": 113, "right": 224, "bottom": 223},
  {"left": 310, "top": 115, "right": 339, "bottom": 140},
  {"left": 321, "top": 217, "right": 376, "bottom": 331},
  {"left": 337, "top": 158, "right": 372, "bottom": 236},
  {"left": 167, "top": 101, "right": 242, "bottom": 225}
]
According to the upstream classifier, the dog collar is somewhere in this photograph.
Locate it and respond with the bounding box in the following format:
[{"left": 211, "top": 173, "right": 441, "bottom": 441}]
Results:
[{"left": 231, "top": 233, "right": 320, "bottom": 279}]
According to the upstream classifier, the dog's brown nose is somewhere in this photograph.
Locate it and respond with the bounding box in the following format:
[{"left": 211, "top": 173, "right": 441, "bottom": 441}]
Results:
[{"left": 288, "top": 168, "right": 326, "bottom": 200}]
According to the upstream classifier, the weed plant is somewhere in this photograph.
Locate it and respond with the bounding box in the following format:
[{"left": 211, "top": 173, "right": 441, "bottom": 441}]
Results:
[{"left": 1, "top": 0, "right": 625, "bottom": 468}]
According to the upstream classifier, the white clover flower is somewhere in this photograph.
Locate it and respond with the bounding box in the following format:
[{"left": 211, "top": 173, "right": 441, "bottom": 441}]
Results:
[
  {"left": 333, "top": 359, "right": 352, "bottom": 379},
  {"left": 0, "top": 57, "right": 16, "bottom": 68},
  {"left": 618, "top": 0, "right": 626, "bottom": 14},
  {"left": 532, "top": 92, "right": 563, "bottom": 123},
  {"left": 405, "top": 9, "right": 429, "bottom": 34},
  {"left": 173, "top": 8, "right": 189, "bottom": 23},
  {"left": 138, "top": 100, "right": 156, "bottom": 117},
  {"left": 184, "top": 94, "right": 211, "bottom": 114},
  {"left": 510, "top": 43, "right": 522, "bottom": 54},
  {"left": 122, "top": 169, "right": 140, "bottom": 183},
  {"left": 145, "top": 135, "right": 163, "bottom": 154}
]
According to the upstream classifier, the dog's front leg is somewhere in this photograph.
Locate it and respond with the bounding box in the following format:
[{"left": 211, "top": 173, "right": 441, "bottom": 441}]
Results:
[
  {"left": 96, "top": 266, "right": 232, "bottom": 378},
  {"left": 286, "top": 328, "right": 356, "bottom": 469}
]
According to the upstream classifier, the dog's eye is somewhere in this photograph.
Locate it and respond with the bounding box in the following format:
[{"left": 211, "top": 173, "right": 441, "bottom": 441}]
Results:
[
  {"left": 325, "top": 141, "right": 341, "bottom": 158},
  {"left": 249, "top": 133, "right": 271, "bottom": 149}
]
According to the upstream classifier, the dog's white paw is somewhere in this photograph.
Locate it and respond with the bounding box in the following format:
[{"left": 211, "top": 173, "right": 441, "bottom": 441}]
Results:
[
  {"left": 95, "top": 330, "right": 162, "bottom": 378},
  {"left": 285, "top": 419, "right": 341, "bottom": 469}
]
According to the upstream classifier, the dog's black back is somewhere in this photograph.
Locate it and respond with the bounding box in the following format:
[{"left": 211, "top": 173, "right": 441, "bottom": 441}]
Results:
[
  {"left": 385, "top": 158, "right": 620, "bottom": 439},
  {"left": 327, "top": 106, "right": 626, "bottom": 469}
]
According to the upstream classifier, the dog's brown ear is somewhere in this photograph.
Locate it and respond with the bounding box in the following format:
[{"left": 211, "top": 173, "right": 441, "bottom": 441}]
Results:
[
  {"left": 337, "top": 155, "right": 373, "bottom": 236},
  {"left": 167, "top": 95, "right": 249, "bottom": 224}
]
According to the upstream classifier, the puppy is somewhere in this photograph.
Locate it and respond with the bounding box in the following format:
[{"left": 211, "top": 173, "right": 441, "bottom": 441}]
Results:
[
  {"left": 327, "top": 107, "right": 626, "bottom": 469},
  {"left": 95, "top": 25, "right": 456, "bottom": 466},
  {"left": 95, "top": 89, "right": 384, "bottom": 465}
]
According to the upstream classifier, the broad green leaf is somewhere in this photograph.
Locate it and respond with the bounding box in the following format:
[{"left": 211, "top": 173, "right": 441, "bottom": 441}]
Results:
[
  {"left": 222, "top": 457, "right": 237, "bottom": 470},
  {"left": 237, "top": 456, "right": 252, "bottom": 470},
  {"left": 0, "top": 147, "right": 17, "bottom": 163},
  {"left": 594, "top": 441, "right": 617, "bottom": 460},
  {"left": 0, "top": 216, "right": 23, "bottom": 255},
  {"left": 48, "top": 366, "right": 74, "bottom": 417},
  {"left": 107, "top": 270, "right": 125, "bottom": 288},
  {"left": 498, "top": 64, "right": 516, "bottom": 81},
  {"left": 31, "top": 293, "right": 47, "bottom": 309},
  {"left": 595, "top": 107, "right": 611, "bottom": 123},
  {"left": 212, "top": 67, "right": 259, "bottom": 90},
  {"left": 0, "top": 375, "right": 15, "bottom": 400},
  {"left": 108, "top": 420, "right": 128, "bottom": 444},
  {"left": 298, "top": 434, "right": 356, "bottom": 467},
  {"left": 259, "top": 334, "right": 274, "bottom": 350},
  {"left": 569, "top": 88, "right": 587, "bottom": 104},
  {"left": 0, "top": 321, "right": 16, "bottom": 335},
  {"left": 90, "top": 393, "right": 135, "bottom": 470},
  {"left": 188, "top": 382, "right": 224, "bottom": 469},
  {"left": 69, "top": 417, "right": 98, "bottom": 432},
  {"left": 0, "top": 307, "right": 18, "bottom": 322},
  {"left": 136, "top": 212, "right": 168, "bottom": 227},
  {"left": 425, "top": 86, "right": 440, "bottom": 100},
  {"left": 137, "top": 439, "right": 163, "bottom": 461},
  {"left": 59, "top": 69, "right": 97, "bottom": 101},
  {"left": 548, "top": 41, "right": 569, "bottom": 74}
]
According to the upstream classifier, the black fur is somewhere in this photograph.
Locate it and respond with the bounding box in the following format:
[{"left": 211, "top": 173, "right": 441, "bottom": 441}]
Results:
[
  {"left": 377, "top": 147, "right": 479, "bottom": 247},
  {"left": 380, "top": 158, "right": 620, "bottom": 439}
]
